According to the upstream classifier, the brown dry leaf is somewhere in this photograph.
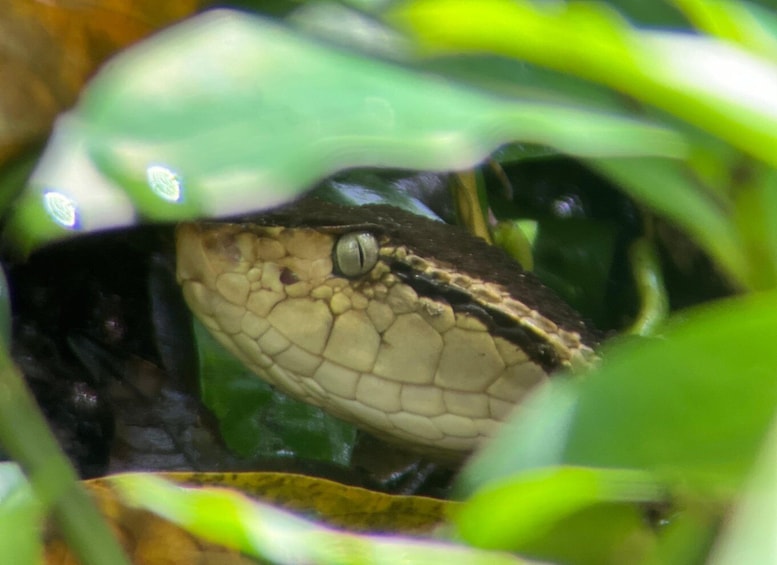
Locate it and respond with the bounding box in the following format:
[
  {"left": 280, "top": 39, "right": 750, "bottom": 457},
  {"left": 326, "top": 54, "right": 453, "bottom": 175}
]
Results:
[
  {"left": 44, "top": 479, "right": 261, "bottom": 565},
  {"left": 175, "top": 471, "right": 452, "bottom": 535},
  {"left": 45, "top": 471, "right": 451, "bottom": 564},
  {"left": 0, "top": 0, "right": 199, "bottom": 167}
]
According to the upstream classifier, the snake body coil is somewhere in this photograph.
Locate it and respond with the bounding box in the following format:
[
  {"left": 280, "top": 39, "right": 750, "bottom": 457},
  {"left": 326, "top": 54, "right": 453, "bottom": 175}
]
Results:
[{"left": 176, "top": 200, "right": 597, "bottom": 459}]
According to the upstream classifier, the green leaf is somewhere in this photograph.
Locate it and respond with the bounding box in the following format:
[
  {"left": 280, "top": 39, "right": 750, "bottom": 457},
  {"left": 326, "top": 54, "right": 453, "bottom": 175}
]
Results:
[
  {"left": 453, "top": 466, "right": 661, "bottom": 563},
  {"left": 673, "top": 0, "right": 777, "bottom": 60},
  {"left": 391, "top": 0, "right": 777, "bottom": 167},
  {"left": 4, "top": 9, "right": 685, "bottom": 253},
  {"left": 388, "top": 0, "right": 777, "bottom": 288},
  {"left": 455, "top": 378, "right": 580, "bottom": 498},
  {"left": 0, "top": 343, "right": 131, "bottom": 565},
  {"left": 729, "top": 165, "right": 777, "bottom": 289},
  {"left": 707, "top": 412, "right": 777, "bottom": 564},
  {"left": 564, "top": 295, "right": 777, "bottom": 486},
  {"left": 174, "top": 470, "right": 450, "bottom": 534},
  {"left": 194, "top": 319, "right": 357, "bottom": 465},
  {"left": 110, "top": 473, "right": 537, "bottom": 565},
  {"left": 459, "top": 291, "right": 777, "bottom": 496},
  {"left": 0, "top": 464, "right": 42, "bottom": 565}
]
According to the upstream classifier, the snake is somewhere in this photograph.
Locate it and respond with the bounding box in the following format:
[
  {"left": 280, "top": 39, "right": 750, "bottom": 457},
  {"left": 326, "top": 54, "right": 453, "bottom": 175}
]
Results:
[{"left": 176, "top": 199, "right": 599, "bottom": 460}]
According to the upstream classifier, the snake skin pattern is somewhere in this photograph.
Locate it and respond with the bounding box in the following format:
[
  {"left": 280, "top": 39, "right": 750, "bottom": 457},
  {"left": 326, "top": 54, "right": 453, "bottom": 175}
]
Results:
[{"left": 176, "top": 206, "right": 596, "bottom": 459}]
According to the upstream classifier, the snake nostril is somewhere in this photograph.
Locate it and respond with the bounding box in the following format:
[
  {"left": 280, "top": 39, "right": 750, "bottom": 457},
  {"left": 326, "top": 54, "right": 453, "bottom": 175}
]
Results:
[{"left": 280, "top": 267, "right": 299, "bottom": 285}]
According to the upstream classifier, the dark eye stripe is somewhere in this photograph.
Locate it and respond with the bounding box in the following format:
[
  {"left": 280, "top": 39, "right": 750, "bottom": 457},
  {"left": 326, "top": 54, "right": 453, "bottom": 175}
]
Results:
[{"left": 390, "top": 260, "right": 562, "bottom": 372}]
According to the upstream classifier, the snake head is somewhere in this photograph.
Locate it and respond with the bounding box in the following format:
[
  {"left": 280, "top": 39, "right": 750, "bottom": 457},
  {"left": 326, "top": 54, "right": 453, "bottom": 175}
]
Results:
[{"left": 175, "top": 202, "right": 598, "bottom": 460}]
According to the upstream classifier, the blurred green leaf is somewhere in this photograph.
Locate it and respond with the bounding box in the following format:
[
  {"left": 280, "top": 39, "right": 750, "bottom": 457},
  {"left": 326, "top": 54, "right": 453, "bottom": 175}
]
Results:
[
  {"left": 110, "top": 473, "right": 536, "bottom": 564},
  {"left": 4, "top": 9, "right": 685, "bottom": 254},
  {"left": 290, "top": 1, "right": 408, "bottom": 56},
  {"left": 4, "top": 2, "right": 777, "bottom": 563},
  {"left": 596, "top": 0, "right": 690, "bottom": 26},
  {"left": 729, "top": 165, "right": 777, "bottom": 289},
  {"left": 0, "top": 464, "right": 42, "bottom": 565},
  {"left": 389, "top": 0, "right": 777, "bottom": 290},
  {"left": 455, "top": 378, "right": 582, "bottom": 498},
  {"left": 641, "top": 506, "right": 718, "bottom": 565},
  {"left": 0, "top": 343, "right": 130, "bottom": 565},
  {"left": 564, "top": 294, "right": 777, "bottom": 487},
  {"left": 707, "top": 413, "right": 777, "bottom": 564},
  {"left": 459, "top": 290, "right": 777, "bottom": 496},
  {"left": 391, "top": 0, "right": 777, "bottom": 167},
  {"left": 176, "top": 471, "right": 449, "bottom": 534},
  {"left": 673, "top": 0, "right": 777, "bottom": 60},
  {"left": 453, "top": 466, "right": 661, "bottom": 564}
]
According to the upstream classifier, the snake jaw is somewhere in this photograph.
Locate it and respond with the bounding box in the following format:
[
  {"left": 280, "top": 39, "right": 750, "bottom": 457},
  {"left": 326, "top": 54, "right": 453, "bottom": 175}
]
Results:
[{"left": 176, "top": 204, "right": 597, "bottom": 460}]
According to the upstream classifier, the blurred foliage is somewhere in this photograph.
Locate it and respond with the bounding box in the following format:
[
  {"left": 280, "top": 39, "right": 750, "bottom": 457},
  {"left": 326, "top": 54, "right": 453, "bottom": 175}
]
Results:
[
  {"left": 1, "top": 0, "right": 777, "bottom": 564},
  {"left": 0, "top": 0, "right": 198, "bottom": 170},
  {"left": 3, "top": 8, "right": 682, "bottom": 254},
  {"left": 106, "top": 473, "right": 526, "bottom": 565},
  {"left": 43, "top": 470, "right": 453, "bottom": 563}
]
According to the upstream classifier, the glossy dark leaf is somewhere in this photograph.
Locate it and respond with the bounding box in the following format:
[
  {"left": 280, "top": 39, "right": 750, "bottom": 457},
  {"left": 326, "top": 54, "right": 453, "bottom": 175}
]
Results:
[{"left": 194, "top": 320, "right": 357, "bottom": 466}]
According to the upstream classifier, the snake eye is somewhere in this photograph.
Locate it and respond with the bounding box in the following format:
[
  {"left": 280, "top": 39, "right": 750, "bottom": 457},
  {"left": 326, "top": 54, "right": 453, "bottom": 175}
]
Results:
[{"left": 333, "top": 232, "right": 379, "bottom": 277}]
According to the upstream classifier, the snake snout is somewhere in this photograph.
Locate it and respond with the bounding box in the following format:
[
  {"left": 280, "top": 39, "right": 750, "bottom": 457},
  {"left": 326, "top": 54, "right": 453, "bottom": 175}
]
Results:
[
  {"left": 177, "top": 222, "right": 254, "bottom": 287},
  {"left": 176, "top": 222, "right": 211, "bottom": 286}
]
